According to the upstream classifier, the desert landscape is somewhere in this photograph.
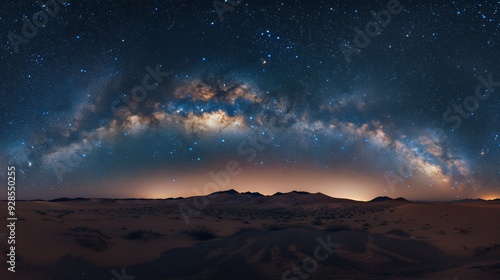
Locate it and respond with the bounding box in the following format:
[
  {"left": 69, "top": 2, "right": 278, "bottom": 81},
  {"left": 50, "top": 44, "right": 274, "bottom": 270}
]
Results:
[
  {"left": 4, "top": 1, "right": 500, "bottom": 280},
  {"left": 1, "top": 190, "right": 499, "bottom": 280}
]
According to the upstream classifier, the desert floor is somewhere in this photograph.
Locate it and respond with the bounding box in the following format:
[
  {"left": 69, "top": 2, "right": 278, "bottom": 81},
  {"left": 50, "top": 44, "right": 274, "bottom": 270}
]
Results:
[{"left": 1, "top": 195, "right": 500, "bottom": 279}]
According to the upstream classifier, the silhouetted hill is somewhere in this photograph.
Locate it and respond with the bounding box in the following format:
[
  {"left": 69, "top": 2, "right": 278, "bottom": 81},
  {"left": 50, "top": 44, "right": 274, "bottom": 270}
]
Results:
[
  {"left": 206, "top": 189, "right": 242, "bottom": 196},
  {"left": 197, "top": 189, "right": 265, "bottom": 205},
  {"left": 240, "top": 191, "right": 357, "bottom": 208},
  {"left": 452, "top": 198, "right": 486, "bottom": 203},
  {"left": 273, "top": 190, "right": 310, "bottom": 196},
  {"left": 40, "top": 193, "right": 500, "bottom": 205},
  {"left": 370, "top": 196, "right": 392, "bottom": 202},
  {"left": 241, "top": 191, "right": 264, "bottom": 197},
  {"left": 48, "top": 197, "right": 90, "bottom": 202},
  {"left": 370, "top": 196, "right": 410, "bottom": 203},
  {"left": 450, "top": 198, "right": 500, "bottom": 203}
]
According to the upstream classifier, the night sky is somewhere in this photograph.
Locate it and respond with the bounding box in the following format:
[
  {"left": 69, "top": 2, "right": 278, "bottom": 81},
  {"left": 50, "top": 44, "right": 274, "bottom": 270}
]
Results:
[{"left": 1, "top": 0, "right": 500, "bottom": 200}]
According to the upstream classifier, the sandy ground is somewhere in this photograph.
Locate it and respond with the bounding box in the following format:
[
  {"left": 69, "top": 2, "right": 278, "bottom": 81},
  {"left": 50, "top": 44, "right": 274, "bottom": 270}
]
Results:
[{"left": 0, "top": 194, "right": 499, "bottom": 279}]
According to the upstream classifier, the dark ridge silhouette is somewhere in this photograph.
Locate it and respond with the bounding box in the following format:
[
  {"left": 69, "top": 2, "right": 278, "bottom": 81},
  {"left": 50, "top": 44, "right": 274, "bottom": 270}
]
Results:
[
  {"left": 241, "top": 191, "right": 264, "bottom": 197},
  {"left": 272, "top": 190, "right": 311, "bottom": 196},
  {"left": 25, "top": 193, "right": 500, "bottom": 203},
  {"left": 370, "top": 196, "right": 410, "bottom": 203},
  {"left": 211, "top": 189, "right": 240, "bottom": 195},
  {"left": 452, "top": 198, "right": 486, "bottom": 203},
  {"left": 288, "top": 190, "right": 311, "bottom": 195},
  {"left": 370, "top": 196, "right": 392, "bottom": 202},
  {"left": 49, "top": 197, "right": 90, "bottom": 202}
]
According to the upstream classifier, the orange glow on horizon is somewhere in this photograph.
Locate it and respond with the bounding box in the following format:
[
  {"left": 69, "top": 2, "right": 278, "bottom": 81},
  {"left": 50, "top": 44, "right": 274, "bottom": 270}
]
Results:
[{"left": 81, "top": 166, "right": 499, "bottom": 201}]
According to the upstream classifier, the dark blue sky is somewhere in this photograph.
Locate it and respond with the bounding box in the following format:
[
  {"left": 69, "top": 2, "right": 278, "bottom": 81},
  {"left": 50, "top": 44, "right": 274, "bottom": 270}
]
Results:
[{"left": 1, "top": 0, "right": 499, "bottom": 200}]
